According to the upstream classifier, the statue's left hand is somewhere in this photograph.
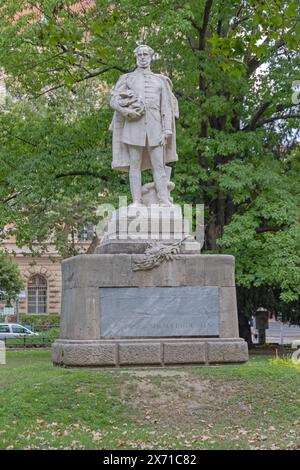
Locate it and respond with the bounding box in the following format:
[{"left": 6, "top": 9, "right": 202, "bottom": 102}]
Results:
[
  {"left": 159, "top": 131, "right": 172, "bottom": 146},
  {"left": 127, "top": 109, "right": 144, "bottom": 120}
]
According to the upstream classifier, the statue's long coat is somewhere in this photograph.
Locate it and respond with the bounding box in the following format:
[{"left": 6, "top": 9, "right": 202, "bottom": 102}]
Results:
[{"left": 109, "top": 69, "right": 179, "bottom": 171}]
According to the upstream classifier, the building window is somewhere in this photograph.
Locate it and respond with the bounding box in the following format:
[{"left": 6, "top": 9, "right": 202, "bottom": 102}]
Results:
[
  {"left": 77, "top": 223, "right": 94, "bottom": 241},
  {"left": 27, "top": 275, "right": 47, "bottom": 314}
]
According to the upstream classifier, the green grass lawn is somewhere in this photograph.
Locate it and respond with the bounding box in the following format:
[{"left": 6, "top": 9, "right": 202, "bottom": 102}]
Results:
[{"left": 0, "top": 350, "right": 299, "bottom": 450}]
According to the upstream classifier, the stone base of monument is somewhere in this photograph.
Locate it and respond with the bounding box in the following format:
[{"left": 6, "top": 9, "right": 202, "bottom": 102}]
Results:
[
  {"left": 52, "top": 253, "right": 248, "bottom": 367},
  {"left": 52, "top": 338, "right": 247, "bottom": 366}
]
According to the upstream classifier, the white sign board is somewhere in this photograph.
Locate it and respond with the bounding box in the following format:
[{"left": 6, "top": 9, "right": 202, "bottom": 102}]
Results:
[
  {"left": 3, "top": 307, "right": 14, "bottom": 316},
  {"left": 18, "top": 290, "right": 27, "bottom": 300}
]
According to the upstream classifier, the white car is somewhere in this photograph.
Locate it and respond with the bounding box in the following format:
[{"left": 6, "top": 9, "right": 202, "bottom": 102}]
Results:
[{"left": 0, "top": 323, "right": 39, "bottom": 340}]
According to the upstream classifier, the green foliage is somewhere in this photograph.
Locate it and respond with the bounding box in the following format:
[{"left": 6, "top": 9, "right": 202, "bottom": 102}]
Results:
[
  {"left": 0, "top": 251, "right": 23, "bottom": 303},
  {"left": 20, "top": 314, "right": 60, "bottom": 331},
  {"left": 219, "top": 150, "right": 300, "bottom": 303},
  {"left": 0, "top": 85, "right": 126, "bottom": 256},
  {"left": 270, "top": 356, "right": 300, "bottom": 371}
]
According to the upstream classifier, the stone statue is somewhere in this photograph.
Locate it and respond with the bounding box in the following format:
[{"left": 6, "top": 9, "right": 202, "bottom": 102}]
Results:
[
  {"left": 53, "top": 47, "right": 248, "bottom": 369},
  {"left": 109, "top": 45, "right": 179, "bottom": 207}
]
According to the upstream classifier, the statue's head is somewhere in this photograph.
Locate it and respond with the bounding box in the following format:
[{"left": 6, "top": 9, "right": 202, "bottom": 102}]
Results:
[{"left": 134, "top": 44, "right": 154, "bottom": 68}]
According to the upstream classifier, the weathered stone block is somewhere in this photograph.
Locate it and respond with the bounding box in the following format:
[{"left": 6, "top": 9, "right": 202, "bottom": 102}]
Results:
[
  {"left": 203, "top": 255, "right": 235, "bottom": 287},
  {"left": 60, "top": 286, "right": 100, "bottom": 340},
  {"left": 207, "top": 341, "right": 248, "bottom": 363},
  {"left": 118, "top": 342, "right": 161, "bottom": 365},
  {"left": 218, "top": 287, "right": 239, "bottom": 338},
  {"left": 62, "top": 254, "right": 237, "bottom": 289},
  {"left": 163, "top": 342, "right": 206, "bottom": 364},
  {"left": 52, "top": 341, "right": 117, "bottom": 366}
]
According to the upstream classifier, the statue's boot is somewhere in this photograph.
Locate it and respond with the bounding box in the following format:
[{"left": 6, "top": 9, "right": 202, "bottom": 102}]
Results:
[{"left": 129, "top": 171, "right": 144, "bottom": 206}]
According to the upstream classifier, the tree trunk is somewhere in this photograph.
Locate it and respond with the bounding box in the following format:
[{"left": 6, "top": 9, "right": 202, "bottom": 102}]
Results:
[
  {"left": 205, "top": 190, "right": 226, "bottom": 251},
  {"left": 236, "top": 287, "right": 254, "bottom": 348},
  {"left": 238, "top": 310, "right": 253, "bottom": 348}
]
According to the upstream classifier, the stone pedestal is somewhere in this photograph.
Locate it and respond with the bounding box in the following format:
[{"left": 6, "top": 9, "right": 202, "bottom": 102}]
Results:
[
  {"left": 96, "top": 205, "right": 202, "bottom": 254},
  {"left": 52, "top": 252, "right": 248, "bottom": 367}
]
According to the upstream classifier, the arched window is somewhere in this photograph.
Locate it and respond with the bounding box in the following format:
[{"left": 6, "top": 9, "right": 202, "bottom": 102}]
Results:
[{"left": 27, "top": 275, "right": 47, "bottom": 314}]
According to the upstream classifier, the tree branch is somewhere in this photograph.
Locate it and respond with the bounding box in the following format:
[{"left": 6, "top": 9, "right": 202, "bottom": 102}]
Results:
[
  {"left": 199, "top": 0, "right": 214, "bottom": 50},
  {"left": 55, "top": 171, "right": 108, "bottom": 180},
  {"left": 257, "top": 113, "right": 300, "bottom": 127},
  {"left": 256, "top": 225, "right": 286, "bottom": 234},
  {"left": 244, "top": 101, "right": 272, "bottom": 131},
  {"left": 13, "top": 51, "right": 67, "bottom": 75},
  {"left": 246, "top": 37, "right": 285, "bottom": 77},
  {"left": 188, "top": 18, "right": 201, "bottom": 32},
  {"left": 32, "top": 67, "right": 117, "bottom": 98},
  {"left": 175, "top": 90, "right": 202, "bottom": 108},
  {"left": 3, "top": 128, "right": 37, "bottom": 147}
]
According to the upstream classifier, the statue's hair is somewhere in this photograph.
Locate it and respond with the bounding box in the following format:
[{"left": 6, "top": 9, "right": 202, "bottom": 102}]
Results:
[{"left": 134, "top": 44, "right": 155, "bottom": 57}]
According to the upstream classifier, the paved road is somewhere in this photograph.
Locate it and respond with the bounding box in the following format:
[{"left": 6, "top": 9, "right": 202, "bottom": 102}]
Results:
[{"left": 258, "top": 320, "right": 300, "bottom": 344}]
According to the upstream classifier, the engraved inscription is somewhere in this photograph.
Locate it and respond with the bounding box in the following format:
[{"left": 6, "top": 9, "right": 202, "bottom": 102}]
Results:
[{"left": 100, "top": 287, "right": 219, "bottom": 337}]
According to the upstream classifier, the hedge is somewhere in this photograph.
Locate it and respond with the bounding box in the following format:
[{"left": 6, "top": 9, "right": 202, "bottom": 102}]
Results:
[{"left": 21, "top": 314, "right": 60, "bottom": 331}]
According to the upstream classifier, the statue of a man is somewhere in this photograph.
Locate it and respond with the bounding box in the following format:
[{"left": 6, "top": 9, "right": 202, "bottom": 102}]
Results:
[{"left": 109, "top": 45, "right": 179, "bottom": 207}]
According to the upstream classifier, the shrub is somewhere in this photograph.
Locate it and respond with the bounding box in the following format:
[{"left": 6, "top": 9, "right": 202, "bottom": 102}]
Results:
[
  {"left": 19, "top": 314, "right": 60, "bottom": 332},
  {"left": 270, "top": 356, "right": 300, "bottom": 371}
]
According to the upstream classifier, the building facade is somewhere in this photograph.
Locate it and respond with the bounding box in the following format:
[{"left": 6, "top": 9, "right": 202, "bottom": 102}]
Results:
[{"left": 1, "top": 236, "right": 92, "bottom": 316}]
